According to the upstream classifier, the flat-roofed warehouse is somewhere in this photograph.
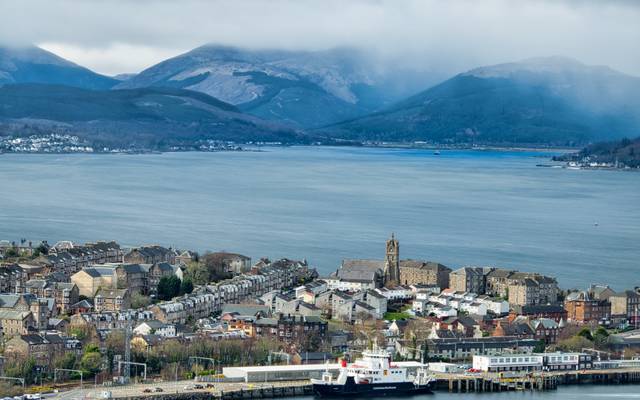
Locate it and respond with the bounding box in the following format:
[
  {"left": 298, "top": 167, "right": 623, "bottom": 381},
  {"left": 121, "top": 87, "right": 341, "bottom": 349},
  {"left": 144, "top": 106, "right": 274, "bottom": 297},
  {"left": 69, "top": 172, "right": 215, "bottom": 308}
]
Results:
[{"left": 223, "top": 361, "right": 425, "bottom": 382}]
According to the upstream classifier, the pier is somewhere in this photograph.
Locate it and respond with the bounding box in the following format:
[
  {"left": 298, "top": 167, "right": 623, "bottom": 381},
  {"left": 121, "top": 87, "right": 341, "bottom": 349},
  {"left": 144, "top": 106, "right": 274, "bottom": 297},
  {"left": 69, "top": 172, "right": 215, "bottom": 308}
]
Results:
[
  {"left": 436, "top": 368, "right": 640, "bottom": 393},
  {"left": 437, "top": 374, "right": 559, "bottom": 393}
]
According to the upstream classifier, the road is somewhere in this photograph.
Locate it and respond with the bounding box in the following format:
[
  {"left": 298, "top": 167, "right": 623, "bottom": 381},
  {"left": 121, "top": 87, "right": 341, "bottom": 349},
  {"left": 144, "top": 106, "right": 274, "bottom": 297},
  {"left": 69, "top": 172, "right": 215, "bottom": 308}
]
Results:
[{"left": 49, "top": 379, "right": 309, "bottom": 400}]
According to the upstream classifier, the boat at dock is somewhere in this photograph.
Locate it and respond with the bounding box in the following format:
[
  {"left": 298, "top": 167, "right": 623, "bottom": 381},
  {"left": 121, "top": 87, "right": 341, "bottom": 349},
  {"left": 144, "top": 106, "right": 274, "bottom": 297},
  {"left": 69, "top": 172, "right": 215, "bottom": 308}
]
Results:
[{"left": 311, "top": 347, "right": 434, "bottom": 397}]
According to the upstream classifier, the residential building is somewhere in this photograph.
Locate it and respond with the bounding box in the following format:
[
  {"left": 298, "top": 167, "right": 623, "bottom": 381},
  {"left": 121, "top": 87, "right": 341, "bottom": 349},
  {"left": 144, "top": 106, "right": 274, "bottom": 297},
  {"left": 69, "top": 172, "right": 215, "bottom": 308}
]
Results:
[
  {"left": 399, "top": 260, "right": 451, "bottom": 289},
  {"left": 70, "top": 266, "right": 117, "bottom": 297},
  {"left": 25, "top": 279, "right": 79, "bottom": 313},
  {"left": 207, "top": 252, "right": 252, "bottom": 275},
  {"left": 510, "top": 304, "right": 567, "bottom": 323},
  {"left": 530, "top": 318, "right": 560, "bottom": 344},
  {"left": 33, "top": 241, "right": 122, "bottom": 278},
  {"left": 565, "top": 290, "right": 611, "bottom": 324},
  {"left": 133, "top": 320, "right": 177, "bottom": 337},
  {"left": 609, "top": 289, "right": 640, "bottom": 325},
  {"left": 0, "top": 293, "right": 51, "bottom": 331},
  {"left": 253, "top": 314, "right": 327, "bottom": 346},
  {"left": 0, "top": 310, "right": 35, "bottom": 335},
  {"left": 484, "top": 269, "right": 559, "bottom": 306},
  {"left": 375, "top": 286, "right": 414, "bottom": 301},
  {"left": 94, "top": 288, "right": 129, "bottom": 312},
  {"left": 114, "top": 263, "right": 149, "bottom": 294},
  {"left": 492, "top": 320, "right": 534, "bottom": 339},
  {"left": 124, "top": 245, "right": 176, "bottom": 264},
  {"left": 0, "top": 264, "right": 27, "bottom": 293},
  {"left": 4, "top": 333, "right": 65, "bottom": 366},
  {"left": 396, "top": 336, "right": 539, "bottom": 361},
  {"left": 449, "top": 267, "right": 485, "bottom": 294},
  {"left": 175, "top": 250, "right": 198, "bottom": 266},
  {"left": 148, "top": 262, "right": 180, "bottom": 293}
]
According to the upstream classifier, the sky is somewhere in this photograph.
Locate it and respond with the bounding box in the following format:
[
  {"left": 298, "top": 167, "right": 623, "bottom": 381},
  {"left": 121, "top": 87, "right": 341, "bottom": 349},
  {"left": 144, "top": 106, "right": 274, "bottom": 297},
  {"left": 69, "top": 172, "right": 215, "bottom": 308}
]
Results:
[{"left": 1, "top": 0, "right": 639, "bottom": 76}]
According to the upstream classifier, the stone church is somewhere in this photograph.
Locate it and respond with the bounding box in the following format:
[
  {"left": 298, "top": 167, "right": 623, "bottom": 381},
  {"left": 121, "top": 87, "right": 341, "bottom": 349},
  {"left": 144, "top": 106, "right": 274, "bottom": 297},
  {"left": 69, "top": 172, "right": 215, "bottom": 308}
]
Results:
[{"left": 336, "top": 234, "right": 451, "bottom": 289}]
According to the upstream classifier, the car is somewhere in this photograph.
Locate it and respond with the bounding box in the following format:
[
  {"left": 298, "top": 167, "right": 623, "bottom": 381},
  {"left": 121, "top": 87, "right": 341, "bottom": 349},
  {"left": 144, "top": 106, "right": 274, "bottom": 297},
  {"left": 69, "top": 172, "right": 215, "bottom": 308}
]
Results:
[
  {"left": 206, "top": 383, "right": 215, "bottom": 388},
  {"left": 194, "top": 384, "right": 204, "bottom": 389},
  {"left": 143, "top": 388, "right": 152, "bottom": 393},
  {"left": 183, "top": 385, "right": 195, "bottom": 390},
  {"left": 154, "top": 388, "right": 164, "bottom": 392}
]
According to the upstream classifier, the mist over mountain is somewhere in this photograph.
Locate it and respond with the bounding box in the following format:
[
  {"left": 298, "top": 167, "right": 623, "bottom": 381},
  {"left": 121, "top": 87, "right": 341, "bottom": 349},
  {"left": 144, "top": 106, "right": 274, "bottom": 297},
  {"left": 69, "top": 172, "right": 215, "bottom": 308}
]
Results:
[
  {"left": 0, "top": 84, "right": 305, "bottom": 149},
  {"left": 116, "top": 45, "right": 436, "bottom": 128},
  {"left": 0, "top": 45, "right": 118, "bottom": 90},
  {"left": 1, "top": 45, "right": 639, "bottom": 148},
  {"left": 323, "top": 57, "right": 640, "bottom": 146}
]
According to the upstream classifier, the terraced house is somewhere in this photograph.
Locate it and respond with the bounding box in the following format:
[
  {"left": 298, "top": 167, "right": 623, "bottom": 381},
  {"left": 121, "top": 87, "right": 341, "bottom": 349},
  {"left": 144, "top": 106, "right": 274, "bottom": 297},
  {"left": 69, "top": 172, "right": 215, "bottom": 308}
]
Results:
[
  {"left": 124, "top": 245, "right": 176, "bottom": 264},
  {"left": 399, "top": 260, "right": 451, "bottom": 289},
  {"left": 5, "top": 333, "right": 64, "bottom": 367},
  {"left": 609, "top": 288, "right": 640, "bottom": 325},
  {"left": 484, "top": 268, "right": 559, "bottom": 306},
  {"left": 0, "top": 263, "right": 27, "bottom": 293},
  {"left": 24, "top": 279, "right": 79, "bottom": 313},
  {"left": 0, "top": 293, "right": 51, "bottom": 331},
  {"left": 114, "top": 263, "right": 149, "bottom": 294},
  {"left": 34, "top": 240, "right": 123, "bottom": 278}
]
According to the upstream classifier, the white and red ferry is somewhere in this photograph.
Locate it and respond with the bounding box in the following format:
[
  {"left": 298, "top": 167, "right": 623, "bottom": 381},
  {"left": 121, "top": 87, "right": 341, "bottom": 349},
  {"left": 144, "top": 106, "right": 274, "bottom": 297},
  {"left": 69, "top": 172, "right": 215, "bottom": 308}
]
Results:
[{"left": 311, "top": 347, "right": 434, "bottom": 397}]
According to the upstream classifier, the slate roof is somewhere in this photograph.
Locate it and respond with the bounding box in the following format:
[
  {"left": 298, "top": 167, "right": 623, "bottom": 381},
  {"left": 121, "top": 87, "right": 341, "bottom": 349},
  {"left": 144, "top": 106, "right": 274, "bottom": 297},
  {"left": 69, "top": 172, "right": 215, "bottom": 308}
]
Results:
[
  {"left": 153, "top": 262, "right": 176, "bottom": 273},
  {"left": 0, "top": 294, "right": 21, "bottom": 308},
  {"left": 400, "top": 260, "right": 450, "bottom": 271},
  {"left": 95, "top": 288, "right": 128, "bottom": 298},
  {"left": 71, "top": 299, "right": 93, "bottom": 309},
  {"left": 221, "top": 304, "right": 270, "bottom": 317},
  {"left": 513, "top": 304, "right": 566, "bottom": 314},
  {"left": 531, "top": 318, "right": 559, "bottom": 330},
  {"left": 118, "top": 263, "right": 148, "bottom": 274},
  {"left": 0, "top": 310, "right": 31, "bottom": 320},
  {"left": 82, "top": 267, "right": 116, "bottom": 278}
]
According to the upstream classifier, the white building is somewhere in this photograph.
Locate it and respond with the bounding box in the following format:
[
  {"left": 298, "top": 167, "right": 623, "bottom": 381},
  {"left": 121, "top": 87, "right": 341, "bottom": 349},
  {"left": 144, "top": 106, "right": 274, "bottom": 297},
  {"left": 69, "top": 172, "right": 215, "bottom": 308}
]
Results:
[
  {"left": 430, "top": 305, "right": 458, "bottom": 318},
  {"left": 459, "top": 301, "right": 488, "bottom": 316},
  {"left": 133, "top": 320, "right": 177, "bottom": 337},
  {"left": 473, "top": 354, "right": 544, "bottom": 372},
  {"left": 324, "top": 277, "right": 376, "bottom": 292},
  {"left": 375, "top": 286, "right": 413, "bottom": 301},
  {"left": 473, "top": 352, "right": 593, "bottom": 372},
  {"left": 476, "top": 295, "right": 509, "bottom": 315}
]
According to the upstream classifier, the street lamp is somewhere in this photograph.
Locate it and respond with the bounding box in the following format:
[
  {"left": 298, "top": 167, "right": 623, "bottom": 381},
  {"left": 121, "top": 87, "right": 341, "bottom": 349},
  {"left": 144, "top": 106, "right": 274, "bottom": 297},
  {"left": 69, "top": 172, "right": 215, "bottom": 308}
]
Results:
[
  {"left": 189, "top": 356, "right": 218, "bottom": 383},
  {"left": 54, "top": 368, "right": 83, "bottom": 396}
]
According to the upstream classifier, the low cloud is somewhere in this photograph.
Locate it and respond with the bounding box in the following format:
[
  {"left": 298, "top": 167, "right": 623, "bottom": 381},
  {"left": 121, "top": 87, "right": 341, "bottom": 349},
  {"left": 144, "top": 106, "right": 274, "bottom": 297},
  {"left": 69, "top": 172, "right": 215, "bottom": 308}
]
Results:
[{"left": 1, "top": 0, "right": 639, "bottom": 76}]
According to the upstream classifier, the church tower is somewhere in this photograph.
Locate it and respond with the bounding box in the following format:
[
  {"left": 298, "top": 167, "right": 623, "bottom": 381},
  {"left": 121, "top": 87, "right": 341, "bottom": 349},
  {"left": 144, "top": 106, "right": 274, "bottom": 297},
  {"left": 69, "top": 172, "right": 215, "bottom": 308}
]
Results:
[{"left": 384, "top": 233, "right": 400, "bottom": 286}]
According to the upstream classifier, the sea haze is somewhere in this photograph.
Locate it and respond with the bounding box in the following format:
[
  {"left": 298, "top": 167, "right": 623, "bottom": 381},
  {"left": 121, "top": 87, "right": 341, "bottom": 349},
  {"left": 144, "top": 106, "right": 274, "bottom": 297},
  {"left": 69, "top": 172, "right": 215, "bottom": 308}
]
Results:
[{"left": 0, "top": 147, "right": 638, "bottom": 290}]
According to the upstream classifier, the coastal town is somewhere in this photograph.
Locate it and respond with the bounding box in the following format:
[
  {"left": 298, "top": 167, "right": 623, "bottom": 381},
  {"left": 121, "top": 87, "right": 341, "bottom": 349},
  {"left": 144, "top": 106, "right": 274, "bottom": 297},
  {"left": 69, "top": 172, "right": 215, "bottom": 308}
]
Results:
[
  {"left": 0, "top": 134, "right": 245, "bottom": 154},
  {"left": 0, "top": 234, "right": 639, "bottom": 398}
]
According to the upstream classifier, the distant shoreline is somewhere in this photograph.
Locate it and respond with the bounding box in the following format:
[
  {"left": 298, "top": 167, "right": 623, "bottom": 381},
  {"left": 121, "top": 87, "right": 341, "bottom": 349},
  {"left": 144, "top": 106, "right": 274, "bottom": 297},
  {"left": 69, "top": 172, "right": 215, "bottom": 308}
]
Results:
[{"left": 0, "top": 143, "right": 578, "bottom": 156}]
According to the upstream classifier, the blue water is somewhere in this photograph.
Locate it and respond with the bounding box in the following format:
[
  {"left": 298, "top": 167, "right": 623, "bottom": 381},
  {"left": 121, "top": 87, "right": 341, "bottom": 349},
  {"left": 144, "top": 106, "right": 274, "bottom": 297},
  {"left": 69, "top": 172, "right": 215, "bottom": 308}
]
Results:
[
  {"left": 296, "top": 384, "right": 640, "bottom": 399},
  {"left": 0, "top": 147, "right": 638, "bottom": 290}
]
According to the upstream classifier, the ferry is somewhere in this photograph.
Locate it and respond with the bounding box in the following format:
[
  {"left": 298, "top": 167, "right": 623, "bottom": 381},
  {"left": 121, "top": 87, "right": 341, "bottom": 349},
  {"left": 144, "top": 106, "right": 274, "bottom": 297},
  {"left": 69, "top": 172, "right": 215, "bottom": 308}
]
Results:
[{"left": 311, "top": 347, "right": 434, "bottom": 397}]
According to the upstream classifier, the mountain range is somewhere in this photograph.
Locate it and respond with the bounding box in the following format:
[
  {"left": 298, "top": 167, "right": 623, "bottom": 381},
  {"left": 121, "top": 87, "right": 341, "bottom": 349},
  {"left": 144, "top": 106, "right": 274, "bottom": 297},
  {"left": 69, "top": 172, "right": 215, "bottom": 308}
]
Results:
[
  {"left": 115, "top": 44, "right": 431, "bottom": 128},
  {"left": 324, "top": 57, "right": 640, "bottom": 146},
  {"left": 0, "top": 84, "right": 305, "bottom": 148},
  {"left": 1, "top": 45, "right": 639, "bottom": 149},
  {"left": 0, "top": 45, "right": 118, "bottom": 90}
]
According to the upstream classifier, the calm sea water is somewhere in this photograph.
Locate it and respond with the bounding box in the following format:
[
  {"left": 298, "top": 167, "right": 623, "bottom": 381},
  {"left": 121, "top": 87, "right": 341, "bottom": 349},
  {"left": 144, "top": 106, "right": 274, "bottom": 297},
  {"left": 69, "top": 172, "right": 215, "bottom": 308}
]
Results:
[
  {"left": 0, "top": 147, "right": 638, "bottom": 290},
  {"left": 296, "top": 384, "right": 640, "bottom": 399}
]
